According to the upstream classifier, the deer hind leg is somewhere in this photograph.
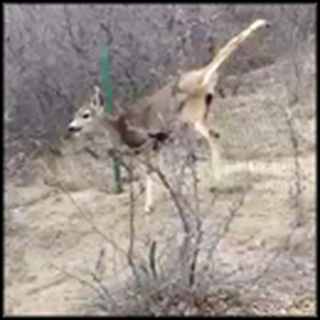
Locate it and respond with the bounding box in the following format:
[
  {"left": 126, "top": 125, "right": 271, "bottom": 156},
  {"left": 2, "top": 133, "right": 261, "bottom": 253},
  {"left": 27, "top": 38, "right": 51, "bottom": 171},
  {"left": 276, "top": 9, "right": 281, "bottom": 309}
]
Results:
[
  {"left": 143, "top": 149, "right": 163, "bottom": 221},
  {"left": 144, "top": 168, "right": 155, "bottom": 227},
  {"left": 194, "top": 121, "right": 222, "bottom": 185}
]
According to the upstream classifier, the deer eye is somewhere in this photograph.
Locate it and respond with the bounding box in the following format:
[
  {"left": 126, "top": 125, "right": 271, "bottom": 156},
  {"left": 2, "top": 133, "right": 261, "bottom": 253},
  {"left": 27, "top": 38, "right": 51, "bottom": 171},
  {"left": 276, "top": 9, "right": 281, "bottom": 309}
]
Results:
[{"left": 82, "top": 111, "right": 91, "bottom": 119}]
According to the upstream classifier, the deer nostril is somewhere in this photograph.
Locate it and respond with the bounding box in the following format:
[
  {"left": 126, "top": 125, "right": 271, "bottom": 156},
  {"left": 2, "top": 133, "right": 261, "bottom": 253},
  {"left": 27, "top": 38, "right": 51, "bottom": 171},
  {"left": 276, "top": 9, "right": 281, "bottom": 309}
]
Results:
[
  {"left": 205, "top": 93, "right": 213, "bottom": 106},
  {"left": 265, "top": 21, "right": 271, "bottom": 28},
  {"left": 69, "top": 125, "right": 81, "bottom": 133}
]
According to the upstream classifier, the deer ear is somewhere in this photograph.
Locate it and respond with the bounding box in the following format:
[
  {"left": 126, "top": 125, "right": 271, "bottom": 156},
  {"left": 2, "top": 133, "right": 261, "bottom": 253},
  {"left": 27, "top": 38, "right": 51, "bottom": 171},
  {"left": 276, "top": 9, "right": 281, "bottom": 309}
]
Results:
[
  {"left": 118, "top": 112, "right": 130, "bottom": 127},
  {"left": 207, "top": 37, "right": 218, "bottom": 57},
  {"left": 92, "top": 86, "right": 105, "bottom": 107}
]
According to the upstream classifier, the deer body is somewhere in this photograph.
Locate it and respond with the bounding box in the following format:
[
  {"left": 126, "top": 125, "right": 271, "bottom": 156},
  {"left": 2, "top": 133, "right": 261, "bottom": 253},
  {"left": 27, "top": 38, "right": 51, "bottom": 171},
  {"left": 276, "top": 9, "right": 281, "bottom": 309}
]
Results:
[
  {"left": 134, "top": 19, "right": 269, "bottom": 184},
  {"left": 68, "top": 19, "right": 269, "bottom": 215}
]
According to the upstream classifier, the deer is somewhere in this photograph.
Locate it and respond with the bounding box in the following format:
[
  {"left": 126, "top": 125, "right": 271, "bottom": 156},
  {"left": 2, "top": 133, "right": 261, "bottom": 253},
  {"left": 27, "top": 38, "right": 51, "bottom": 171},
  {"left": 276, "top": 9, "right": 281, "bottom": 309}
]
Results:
[
  {"left": 67, "top": 19, "right": 270, "bottom": 215},
  {"left": 68, "top": 85, "right": 171, "bottom": 215}
]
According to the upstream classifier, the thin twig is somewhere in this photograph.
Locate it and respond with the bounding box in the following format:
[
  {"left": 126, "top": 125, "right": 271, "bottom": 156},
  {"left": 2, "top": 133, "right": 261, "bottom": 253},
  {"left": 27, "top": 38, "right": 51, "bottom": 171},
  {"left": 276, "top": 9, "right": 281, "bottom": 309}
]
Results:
[
  {"left": 127, "top": 154, "right": 141, "bottom": 283},
  {"left": 49, "top": 261, "right": 100, "bottom": 295},
  {"left": 205, "top": 190, "right": 247, "bottom": 274},
  {"left": 137, "top": 156, "right": 190, "bottom": 234},
  {"left": 149, "top": 241, "right": 158, "bottom": 280},
  {"left": 189, "top": 156, "right": 203, "bottom": 287}
]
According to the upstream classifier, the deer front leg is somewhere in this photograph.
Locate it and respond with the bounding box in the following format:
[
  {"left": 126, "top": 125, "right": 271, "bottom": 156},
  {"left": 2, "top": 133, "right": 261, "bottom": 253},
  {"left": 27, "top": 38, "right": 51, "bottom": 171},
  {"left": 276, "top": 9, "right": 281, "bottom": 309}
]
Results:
[
  {"left": 143, "top": 150, "right": 163, "bottom": 216},
  {"left": 144, "top": 169, "right": 154, "bottom": 218}
]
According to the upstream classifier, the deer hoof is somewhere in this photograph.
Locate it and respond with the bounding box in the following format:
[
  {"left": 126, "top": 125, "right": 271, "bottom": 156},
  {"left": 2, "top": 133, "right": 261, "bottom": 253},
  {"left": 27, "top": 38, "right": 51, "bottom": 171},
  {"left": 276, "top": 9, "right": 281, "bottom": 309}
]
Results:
[
  {"left": 209, "top": 129, "right": 220, "bottom": 139},
  {"left": 209, "top": 173, "right": 222, "bottom": 192},
  {"left": 209, "top": 182, "right": 221, "bottom": 193},
  {"left": 144, "top": 205, "right": 154, "bottom": 215}
]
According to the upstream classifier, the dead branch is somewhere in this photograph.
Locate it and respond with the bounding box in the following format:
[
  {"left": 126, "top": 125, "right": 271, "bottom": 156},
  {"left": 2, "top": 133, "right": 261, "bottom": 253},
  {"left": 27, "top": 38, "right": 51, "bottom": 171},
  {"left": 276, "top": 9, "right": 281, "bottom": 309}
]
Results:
[
  {"left": 138, "top": 156, "right": 190, "bottom": 234},
  {"left": 127, "top": 154, "right": 141, "bottom": 283},
  {"left": 149, "top": 241, "right": 158, "bottom": 280}
]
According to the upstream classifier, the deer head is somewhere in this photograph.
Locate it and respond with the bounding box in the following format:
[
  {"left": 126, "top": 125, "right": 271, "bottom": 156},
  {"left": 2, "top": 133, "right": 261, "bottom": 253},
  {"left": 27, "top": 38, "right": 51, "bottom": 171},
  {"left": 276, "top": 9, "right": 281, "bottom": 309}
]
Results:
[{"left": 68, "top": 86, "right": 106, "bottom": 136}]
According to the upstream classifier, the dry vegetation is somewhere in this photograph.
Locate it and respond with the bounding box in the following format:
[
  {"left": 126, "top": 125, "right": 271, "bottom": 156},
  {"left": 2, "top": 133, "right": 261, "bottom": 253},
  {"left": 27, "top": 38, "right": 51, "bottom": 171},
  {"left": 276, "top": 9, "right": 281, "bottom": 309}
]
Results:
[{"left": 4, "top": 4, "right": 316, "bottom": 316}]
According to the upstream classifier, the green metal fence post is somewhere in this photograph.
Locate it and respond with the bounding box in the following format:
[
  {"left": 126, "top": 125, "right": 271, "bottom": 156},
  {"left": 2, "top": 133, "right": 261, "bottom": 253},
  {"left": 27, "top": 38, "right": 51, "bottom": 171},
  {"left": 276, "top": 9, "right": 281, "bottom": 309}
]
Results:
[{"left": 100, "top": 44, "right": 122, "bottom": 194}]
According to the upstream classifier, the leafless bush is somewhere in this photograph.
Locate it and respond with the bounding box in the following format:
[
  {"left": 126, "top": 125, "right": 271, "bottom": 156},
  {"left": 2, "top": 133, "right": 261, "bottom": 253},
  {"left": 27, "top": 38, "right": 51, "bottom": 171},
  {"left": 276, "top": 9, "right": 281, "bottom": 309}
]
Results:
[
  {"left": 77, "top": 116, "right": 311, "bottom": 315},
  {"left": 82, "top": 131, "right": 231, "bottom": 315}
]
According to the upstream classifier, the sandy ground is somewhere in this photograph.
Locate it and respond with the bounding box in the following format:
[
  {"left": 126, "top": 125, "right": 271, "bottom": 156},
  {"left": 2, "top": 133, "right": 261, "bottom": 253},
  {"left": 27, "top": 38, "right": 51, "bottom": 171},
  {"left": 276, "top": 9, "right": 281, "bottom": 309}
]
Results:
[{"left": 4, "top": 149, "right": 315, "bottom": 315}]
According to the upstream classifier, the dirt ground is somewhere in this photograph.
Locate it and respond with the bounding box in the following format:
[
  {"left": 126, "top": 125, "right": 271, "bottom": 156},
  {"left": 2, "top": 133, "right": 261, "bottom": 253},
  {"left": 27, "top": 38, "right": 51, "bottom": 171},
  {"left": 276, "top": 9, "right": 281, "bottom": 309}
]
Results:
[{"left": 4, "top": 147, "right": 315, "bottom": 315}]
